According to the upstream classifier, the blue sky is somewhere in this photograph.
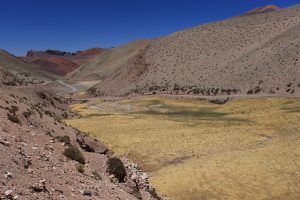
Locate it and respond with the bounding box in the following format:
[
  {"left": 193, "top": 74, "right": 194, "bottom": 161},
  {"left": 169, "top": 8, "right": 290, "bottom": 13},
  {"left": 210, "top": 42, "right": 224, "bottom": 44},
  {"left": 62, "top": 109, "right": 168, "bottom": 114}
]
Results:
[{"left": 0, "top": 0, "right": 299, "bottom": 56}]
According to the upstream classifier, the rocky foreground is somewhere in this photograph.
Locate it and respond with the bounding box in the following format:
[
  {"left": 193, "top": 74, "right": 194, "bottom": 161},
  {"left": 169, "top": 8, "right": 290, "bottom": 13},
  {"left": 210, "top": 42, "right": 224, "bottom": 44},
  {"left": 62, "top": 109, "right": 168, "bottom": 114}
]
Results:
[{"left": 0, "top": 78, "right": 165, "bottom": 199}]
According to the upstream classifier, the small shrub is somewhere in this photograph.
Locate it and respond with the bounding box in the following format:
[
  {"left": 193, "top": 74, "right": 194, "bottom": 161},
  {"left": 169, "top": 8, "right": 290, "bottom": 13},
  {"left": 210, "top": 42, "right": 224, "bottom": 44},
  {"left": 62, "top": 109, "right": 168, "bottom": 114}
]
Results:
[
  {"left": 92, "top": 171, "right": 102, "bottom": 180},
  {"left": 76, "top": 164, "right": 84, "bottom": 173},
  {"left": 22, "top": 110, "right": 32, "bottom": 119},
  {"left": 45, "top": 110, "right": 54, "bottom": 117},
  {"left": 63, "top": 146, "right": 85, "bottom": 164},
  {"left": 7, "top": 114, "right": 20, "bottom": 124},
  {"left": 45, "top": 131, "right": 53, "bottom": 137},
  {"left": 10, "top": 105, "right": 19, "bottom": 113},
  {"left": 35, "top": 109, "right": 43, "bottom": 118},
  {"left": 55, "top": 135, "right": 71, "bottom": 145},
  {"left": 62, "top": 112, "right": 68, "bottom": 119},
  {"left": 147, "top": 189, "right": 161, "bottom": 200},
  {"left": 36, "top": 91, "right": 47, "bottom": 99},
  {"left": 106, "top": 157, "right": 126, "bottom": 182},
  {"left": 131, "top": 186, "right": 142, "bottom": 200}
]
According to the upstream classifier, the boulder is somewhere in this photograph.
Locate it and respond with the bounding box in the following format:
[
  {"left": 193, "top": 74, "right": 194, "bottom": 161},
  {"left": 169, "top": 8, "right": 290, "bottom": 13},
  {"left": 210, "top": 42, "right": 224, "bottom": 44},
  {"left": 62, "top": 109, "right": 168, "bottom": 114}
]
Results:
[{"left": 76, "top": 134, "right": 108, "bottom": 154}]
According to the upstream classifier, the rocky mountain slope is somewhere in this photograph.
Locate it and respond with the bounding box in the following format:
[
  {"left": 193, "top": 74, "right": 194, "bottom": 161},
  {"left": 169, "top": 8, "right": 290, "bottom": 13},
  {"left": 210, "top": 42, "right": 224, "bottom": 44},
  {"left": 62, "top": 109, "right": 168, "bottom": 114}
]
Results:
[
  {"left": 21, "top": 48, "right": 104, "bottom": 76},
  {"left": 0, "top": 49, "right": 57, "bottom": 84},
  {"left": 68, "top": 40, "right": 149, "bottom": 81},
  {"left": 80, "top": 4, "right": 300, "bottom": 97},
  {"left": 0, "top": 54, "right": 164, "bottom": 200},
  {"left": 244, "top": 5, "right": 282, "bottom": 15}
]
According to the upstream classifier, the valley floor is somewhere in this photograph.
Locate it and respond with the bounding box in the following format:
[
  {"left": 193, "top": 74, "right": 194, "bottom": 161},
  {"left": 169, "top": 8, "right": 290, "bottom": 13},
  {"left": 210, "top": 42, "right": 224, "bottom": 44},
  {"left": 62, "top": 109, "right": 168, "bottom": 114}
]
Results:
[{"left": 66, "top": 96, "right": 300, "bottom": 200}]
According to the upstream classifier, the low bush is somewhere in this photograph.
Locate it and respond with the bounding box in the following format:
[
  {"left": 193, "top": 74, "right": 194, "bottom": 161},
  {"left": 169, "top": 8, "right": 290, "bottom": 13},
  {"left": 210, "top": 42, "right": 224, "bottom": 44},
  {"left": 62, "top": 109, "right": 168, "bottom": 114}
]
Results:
[
  {"left": 10, "top": 105, "right": 19, "bottom": 113},
  {"left": 36, "top": 91, "right": 47, "bottom": 99},
  {"left": 106, "top": 157, "right": 126, "bottom": 182},
  {"left": 45, "top": 131, "right": 53, "bottom": 137},
  {"left": 63, "top": 145, "right": 85, "bottom": 164},
  {"left": 92, "top": 171, "right": 102, "bottom": 180},
  {"left": 22, "top": 109, "right": 32, "bottom": 119},
  {"left": 76, "top": 164, "right": 84, "bottom": 173},
  {"left": 55, "top": 135, "right": 71, "bottom": 145},
  {"left": 7, "top": 114, "right": 20, "bottom": 124}
]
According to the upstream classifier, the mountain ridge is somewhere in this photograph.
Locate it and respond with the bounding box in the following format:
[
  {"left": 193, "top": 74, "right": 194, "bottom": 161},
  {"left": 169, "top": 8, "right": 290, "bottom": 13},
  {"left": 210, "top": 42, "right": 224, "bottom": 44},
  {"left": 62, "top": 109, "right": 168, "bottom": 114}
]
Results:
[
  {"left": 80, "top": 4, "right": 300, "bottom": 97},
  {"left": 21, "top": 48, "right": 104, "bottom": 76}
]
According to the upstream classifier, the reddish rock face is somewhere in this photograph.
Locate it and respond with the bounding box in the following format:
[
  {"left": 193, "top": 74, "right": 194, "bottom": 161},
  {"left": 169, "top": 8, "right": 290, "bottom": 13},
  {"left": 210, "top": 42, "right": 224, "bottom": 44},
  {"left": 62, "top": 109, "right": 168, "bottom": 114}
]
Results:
[
  {"left": 245, "top": 5, "right": 282, "bottom": 15},
  {"left": 71, "top": 48, "right": 104, "bottom": 66},
  {"left": 31, "top": 57, "right": 78, "bottom": 76},
  {"left": 22, "top": 48, "right": 104, "bottom": 76}
]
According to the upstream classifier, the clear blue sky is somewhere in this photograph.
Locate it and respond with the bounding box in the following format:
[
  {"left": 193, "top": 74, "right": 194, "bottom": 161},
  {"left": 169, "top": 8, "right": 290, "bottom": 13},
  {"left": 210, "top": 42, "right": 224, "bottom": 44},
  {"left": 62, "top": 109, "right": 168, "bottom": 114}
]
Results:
[{"left": 1, "top": 0, "right": 299, "bottom": 56}]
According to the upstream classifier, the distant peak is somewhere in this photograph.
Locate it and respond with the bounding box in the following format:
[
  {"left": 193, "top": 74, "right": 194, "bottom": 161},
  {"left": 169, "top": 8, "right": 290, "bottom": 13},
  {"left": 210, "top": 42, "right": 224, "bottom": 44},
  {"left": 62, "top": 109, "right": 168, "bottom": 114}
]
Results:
[{"left": 245, "top": 4, "right": 282, "bottom": 15}]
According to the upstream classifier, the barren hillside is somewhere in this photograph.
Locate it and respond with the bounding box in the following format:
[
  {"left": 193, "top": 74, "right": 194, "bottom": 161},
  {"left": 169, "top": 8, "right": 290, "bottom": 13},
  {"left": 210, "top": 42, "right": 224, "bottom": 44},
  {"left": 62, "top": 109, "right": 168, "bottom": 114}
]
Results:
[
  {"left": 68, "top": 40, "right": 150, "bottom": 81},
  {"left": 86, "top": 4, "right": 300, "bottom": 97},
  {"left": 0, "top": 55, "right": 164, "bottom": 200},
  {"left": 31, "top": 57, "right": 78, "bottom": 76},
  {"left": 244, "top": 4, "right": 282, "bottom": 15},
  {"left": 21, "top": 48, "right": 104, "bottom": 76},
  {"left": 0, "top": 49, "right": 57, "bottom": 83}
]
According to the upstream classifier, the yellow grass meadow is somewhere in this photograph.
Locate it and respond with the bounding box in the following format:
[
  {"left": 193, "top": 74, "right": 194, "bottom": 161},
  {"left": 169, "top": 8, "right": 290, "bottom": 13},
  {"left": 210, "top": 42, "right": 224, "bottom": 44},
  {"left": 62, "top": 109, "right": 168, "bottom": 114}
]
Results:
[{"left": 65, "top": 97, "right": 300, "bottom": 200}]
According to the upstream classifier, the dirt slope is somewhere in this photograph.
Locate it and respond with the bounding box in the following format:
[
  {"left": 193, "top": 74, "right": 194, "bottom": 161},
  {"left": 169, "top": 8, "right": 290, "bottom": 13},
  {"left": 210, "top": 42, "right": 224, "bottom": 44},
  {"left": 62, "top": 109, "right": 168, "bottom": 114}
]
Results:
[
  {"left": 67, "top": 40, "right": 150, "bottom": 81},
  {"left": 0, "top": 69, "right": 164, "bottom": 200},
  {"left": 0, "top": 49, "right": 57, "bottom": 83},
  {"left": 87, "top": 4, "right": 300, "bottom": 97},
  {"left": 22, "top": 48, "right": 104, "bottom": 76},
  {"left": 31, "top": 57, "right": 78, "bottom": 76}
]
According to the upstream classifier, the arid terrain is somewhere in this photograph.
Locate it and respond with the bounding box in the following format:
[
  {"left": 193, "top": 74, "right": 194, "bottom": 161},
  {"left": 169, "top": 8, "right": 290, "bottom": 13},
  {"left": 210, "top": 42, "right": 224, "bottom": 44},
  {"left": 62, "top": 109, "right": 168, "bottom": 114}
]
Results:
[
  {"left": 68, "top": 4, "right": 300, "bottom": 97},
  {"left": 21, "top": 48, "right": 104, "bottom": 76},
  {"left": 0, "top": 50, "right": 164, "bottom": 199},
  {"left": 244, "top": 4, "right": 282, "bottom": 15},
  {"left": 1, "top": 3, "right": 300, "bottom": 200},
  {"left": 66, "top": 96, "right": 300, "bottom": 200}
]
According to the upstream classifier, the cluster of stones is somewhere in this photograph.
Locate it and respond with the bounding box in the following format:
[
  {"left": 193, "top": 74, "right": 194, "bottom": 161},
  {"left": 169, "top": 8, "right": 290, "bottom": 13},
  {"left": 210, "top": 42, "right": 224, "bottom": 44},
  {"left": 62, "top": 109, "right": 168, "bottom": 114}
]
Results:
[{"left": 122, "top": 158, "right": 154, "bottom": 191}]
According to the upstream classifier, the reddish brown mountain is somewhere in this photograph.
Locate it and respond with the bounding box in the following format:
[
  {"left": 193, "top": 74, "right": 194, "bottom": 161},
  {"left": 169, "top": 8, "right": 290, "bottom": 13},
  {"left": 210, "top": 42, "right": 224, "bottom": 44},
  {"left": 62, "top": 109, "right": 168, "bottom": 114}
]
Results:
[
  {"left": 0, "top": 49, "right": 56, "bottom": 84},
  {"left": 245, "top": 5, "right": 282, "bottom": 15},
  {"left": 30, "top": 57, "right": 78, "bottom": 76},
  {"left": 21, "top": 48, "right": 104, "bottom": 76}
]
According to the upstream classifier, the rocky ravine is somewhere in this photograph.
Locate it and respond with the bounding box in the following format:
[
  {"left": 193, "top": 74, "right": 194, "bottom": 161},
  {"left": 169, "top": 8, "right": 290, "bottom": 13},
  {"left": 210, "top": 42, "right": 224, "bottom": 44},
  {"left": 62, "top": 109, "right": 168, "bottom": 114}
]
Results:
[{"left": 0, "top": 73, "right": 165, "bottom": 199}]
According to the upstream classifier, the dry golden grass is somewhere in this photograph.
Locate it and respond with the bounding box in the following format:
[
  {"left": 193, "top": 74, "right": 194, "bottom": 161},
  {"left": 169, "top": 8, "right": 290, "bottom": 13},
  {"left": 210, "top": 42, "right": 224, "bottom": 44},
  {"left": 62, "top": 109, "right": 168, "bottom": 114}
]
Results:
[{"left": 66, "top": 97, "right": 300, "bottom": 200}]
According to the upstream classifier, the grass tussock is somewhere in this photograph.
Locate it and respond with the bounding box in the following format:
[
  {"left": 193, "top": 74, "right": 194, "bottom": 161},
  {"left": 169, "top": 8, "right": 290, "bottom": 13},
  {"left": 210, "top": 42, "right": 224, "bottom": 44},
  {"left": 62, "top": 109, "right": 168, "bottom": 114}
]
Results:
[
  {"left": 76, "top": 163, "right": 85, "bottom": 173},
  {"left": 55, "top": 135, "right": 71, "bottom": 145},
  {"left": 106, "top": 157, "right": 126, "bottom": 182},
  {"left": 63, "top": 146, "right": 85, "bottom": 164}
]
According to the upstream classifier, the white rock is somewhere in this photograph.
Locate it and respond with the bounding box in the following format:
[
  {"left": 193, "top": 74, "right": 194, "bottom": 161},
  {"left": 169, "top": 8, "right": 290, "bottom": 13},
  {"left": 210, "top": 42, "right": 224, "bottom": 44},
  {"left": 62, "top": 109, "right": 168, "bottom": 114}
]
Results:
[
  {"left": 131, "top": 174, "right": 138, "bottom": 180},
  {"left": 141, "top": 173, "right": 148, "bottom": 180},
  {"left": 0, "top": 139, "right": 10, "bottom": 146},
  {"left": 4, "top": 171, "right": 12, "bottom": 179},
  {"left": 39, "top": 179, "right": 46, "bottom": 183},
  {"left": 5, "top": 190, "right": 13, "bottom": 196},
  {"left": 79, "top": 190, "right": 84, "bottom": 194}
]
